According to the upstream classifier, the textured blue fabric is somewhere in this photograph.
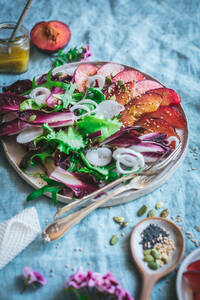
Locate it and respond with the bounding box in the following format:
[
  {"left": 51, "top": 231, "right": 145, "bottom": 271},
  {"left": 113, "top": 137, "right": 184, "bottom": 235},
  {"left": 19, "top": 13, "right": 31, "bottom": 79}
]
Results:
[{"left": 0, "top": 0, "right": 199, "bottom": 299}]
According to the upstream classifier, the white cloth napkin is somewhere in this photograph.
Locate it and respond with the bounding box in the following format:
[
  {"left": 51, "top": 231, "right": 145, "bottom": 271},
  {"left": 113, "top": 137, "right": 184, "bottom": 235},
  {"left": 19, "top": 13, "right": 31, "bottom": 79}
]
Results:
[{"left": 0, "top": 207, "right": 41, "bottom": 270}]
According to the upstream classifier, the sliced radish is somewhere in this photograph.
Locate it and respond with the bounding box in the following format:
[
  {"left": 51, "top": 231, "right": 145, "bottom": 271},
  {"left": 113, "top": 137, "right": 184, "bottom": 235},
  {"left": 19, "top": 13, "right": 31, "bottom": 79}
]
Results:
[
  {"left": 74, "top": 64, "right": 98, "bottom": 92},
  {"left": 134, "top": 80, "right": 163, "bottom": 95},
  {"left": 98, "top": 100, "right": 124, "bottom": 119},
  {"left": 86, "top": 75, "right": 105, "bottom": 90},
  {"left": 16, "top": 127, "right": 43, "bottom": 144},
  {"left": 112, "top": 70, "right": 145, "bottom": 83},
  {"left": 52, "top": 64, "right": 76, "bottom": 77},
  {"left": 30, "top": 87, "right": 51, "bottom": 105},
  {"left": 97, "top": 63, "right": 124, "bottom": 78},
  {"left": 86, "top": 148, "right": 112, "bottom": 166}
]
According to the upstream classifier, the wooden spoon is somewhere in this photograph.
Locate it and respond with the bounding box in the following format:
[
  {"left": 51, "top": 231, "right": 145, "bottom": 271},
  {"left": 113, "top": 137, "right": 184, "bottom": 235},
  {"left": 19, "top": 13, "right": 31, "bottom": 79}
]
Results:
[{"left": 130, "top": 217, "right": 185, "bottom": 300}]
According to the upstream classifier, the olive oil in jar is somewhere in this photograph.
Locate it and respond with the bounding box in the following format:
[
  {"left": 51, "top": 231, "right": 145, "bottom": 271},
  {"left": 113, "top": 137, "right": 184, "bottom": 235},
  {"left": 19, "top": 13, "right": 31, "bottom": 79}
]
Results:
[{"left": 0, "top": 23, "right": 30, "bottom": 74}]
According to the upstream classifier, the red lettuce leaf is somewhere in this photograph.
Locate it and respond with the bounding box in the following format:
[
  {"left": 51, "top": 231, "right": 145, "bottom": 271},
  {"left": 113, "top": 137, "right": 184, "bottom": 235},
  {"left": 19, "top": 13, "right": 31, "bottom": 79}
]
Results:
[
  {"left": 2, "top": 80, "right": 32, "bottom": 94},
  {"left": 0, "top": 92, "right": 27, "bottom": 114},
  {"left": 0, "top": 119, "right": 28, "bottom": 136}
]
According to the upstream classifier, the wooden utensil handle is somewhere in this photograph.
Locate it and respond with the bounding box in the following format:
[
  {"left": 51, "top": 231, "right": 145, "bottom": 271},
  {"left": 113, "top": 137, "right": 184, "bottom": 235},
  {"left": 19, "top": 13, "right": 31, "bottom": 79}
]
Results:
[
  {"left": 139, "top": 276, "right": 157, "bottom": 300},
  {"left": 44, "top": 185, "right": 127, "bottom": 241}
]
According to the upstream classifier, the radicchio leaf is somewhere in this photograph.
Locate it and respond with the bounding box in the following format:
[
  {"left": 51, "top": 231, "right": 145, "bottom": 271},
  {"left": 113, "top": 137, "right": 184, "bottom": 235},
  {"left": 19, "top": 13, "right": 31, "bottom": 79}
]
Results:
[
  {"left": 0, "top": 92, "right": 27, "bottom": 114},
  {"left": 2, "top": 80, "right": 32, "bottom": 94},
  {"left": 19, "top": 150, "right": 40, "bottom": 169},
  {"left": 100, "top": 126, "right": 142, "bottom": 146},
  {"left": 48, "top": 166, "right": 98, "bottom": 198},
  {"left": 0, "top": 119, "right": 28, "bottom": 136},
  {"left": 17, "top": 110, "right": 74, "bottom": 127}
]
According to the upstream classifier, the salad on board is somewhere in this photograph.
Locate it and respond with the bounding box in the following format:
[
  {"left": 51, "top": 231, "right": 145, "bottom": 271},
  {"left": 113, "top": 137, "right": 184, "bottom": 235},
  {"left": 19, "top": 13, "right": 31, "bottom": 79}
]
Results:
[{"left": 0, "top": 62, "right": 186, "bottom": 203}]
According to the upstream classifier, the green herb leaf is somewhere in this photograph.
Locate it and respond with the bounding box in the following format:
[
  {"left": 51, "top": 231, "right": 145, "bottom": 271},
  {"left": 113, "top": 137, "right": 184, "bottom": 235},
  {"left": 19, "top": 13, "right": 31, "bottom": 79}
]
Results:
[
  {"left": 27, "top": 185, "right": 62, "bottom": 204},
  {"left": 85, "top": 87, "right": 105, "bottom": 102},
  {"left": 32, "top": 77, "right": 37, "bottom": 88},
  {"left": 80, "top": 152, "right": 108, "bottom": 176},
  {"left": 20, "top": 98, "right": 43, "bottom": 111},
  {"left": 77, "top": 115, "right": 122, "bottom": 142},
  {"left": 30, "top": 152, "right": 51, "bottom": 166}
]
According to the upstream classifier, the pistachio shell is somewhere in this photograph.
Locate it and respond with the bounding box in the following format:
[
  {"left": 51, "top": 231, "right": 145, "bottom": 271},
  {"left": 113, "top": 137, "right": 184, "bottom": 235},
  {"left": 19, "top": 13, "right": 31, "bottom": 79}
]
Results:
[
  {"left": 110, "top": 235, "right": 119, "bottom": 245},
  {"left": 137, "top": 205, "right": 148, "bottom": 217},
  {"left": 151, "top": 249, "right": 160, "bottom": 259},
  {"left": 155, "top": 201, "right": 164, "bottom": 210},
  {"left": 144, "top": 255, "right": 154, "bottom": 262},
  {"left": 148, "top": 261, "right": 159, "bottom": 270}
]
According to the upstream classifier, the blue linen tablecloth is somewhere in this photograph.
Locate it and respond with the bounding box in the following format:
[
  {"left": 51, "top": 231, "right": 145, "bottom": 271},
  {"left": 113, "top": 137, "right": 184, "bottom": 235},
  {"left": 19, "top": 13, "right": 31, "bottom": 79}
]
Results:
[{"left": 0, "top": 0, "right": 199, "bottom": 299}]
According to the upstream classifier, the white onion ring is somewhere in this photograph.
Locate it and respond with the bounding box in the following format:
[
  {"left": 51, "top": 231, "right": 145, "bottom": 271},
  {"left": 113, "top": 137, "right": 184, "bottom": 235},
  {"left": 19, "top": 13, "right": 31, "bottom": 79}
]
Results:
[
  {"left": 30, "top": 87, "right": 51, "bottom": 105},
  {"left": 70, "top": 104, "right": 91, "bottom": 120},
  {"left": 167, "top": 136, "right": 180, "bottom": 148},
  {"left": 86, "top": 75, "right": 105, "bottom": 90},
  {"left": 52, "top": 64, "right": 76, "bottom": 77},
  {"left": 113, "top": 148, "right": 145, "bottom": 174},
  {"left": 70, "top": 99, "right": 98, "bottom": 120},
  {"left": 116, "top": 155, "right": 141, "bottom": 174},
  {"left": 86, "top": 148, "right": 112, "bottom": 166},
  {"left": 98, "top": 100, "right": 124, "bottom": 119},
  {"left": 16, "top": 127, "right": 43, "bottom": 144}
]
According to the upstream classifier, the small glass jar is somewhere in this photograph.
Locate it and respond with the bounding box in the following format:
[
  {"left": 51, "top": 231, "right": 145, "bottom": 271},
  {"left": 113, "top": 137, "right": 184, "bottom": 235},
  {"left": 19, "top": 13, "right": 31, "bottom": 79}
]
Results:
[{"left": 0, "top": 22, "right": 30, "bottom": 74}]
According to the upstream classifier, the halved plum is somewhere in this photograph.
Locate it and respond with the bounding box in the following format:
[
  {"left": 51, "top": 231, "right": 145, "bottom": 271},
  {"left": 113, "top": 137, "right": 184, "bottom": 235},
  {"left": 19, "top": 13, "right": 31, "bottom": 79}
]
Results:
[
  {"left": 187, "top": 260, "right": 200, "bottom": 271},
  {"left": 112, "top": 69, "right": 145, "bottom": 83},
  {"left": 135, "top": 117, "right": 179, "bottom": 148},
  {"left": 97, "top": 63, "right": 124, "bottom": 78},
  {"left": 147, "top": 88, "right": 181, "bottom": 105},
  {"left": 105, "top": 82, "right": 135, "bottom": 105},
  {"left": 74, "top": 64, "right": 98, "bottom": 92},
  {"left": 31, "top": 21, "right": 71, "bottom": 53},
  {"left": 194, "top": 292, "right": 200, "bottom": 300},
  {"left": 141, "top": 106, "right": 186, "bottom": 129},
  {"left": 183, "top": 270, "right": 200, "bottom": 292},
  {"left": 134, "top": 80, "right": 163, "bottom": 95},
  {"left": 121, "top": 93, "right": 162, "bottom": 126}
]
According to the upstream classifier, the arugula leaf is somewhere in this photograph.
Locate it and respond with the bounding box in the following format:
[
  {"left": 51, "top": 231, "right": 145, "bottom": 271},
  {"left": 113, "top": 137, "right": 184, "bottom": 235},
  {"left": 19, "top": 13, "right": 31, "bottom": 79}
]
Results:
[
  {"left": 85, "top": 88, "right": 105, "bottom": 103},
  {"left": 80, "top": 152, "right": 108, "bottom": 176},
  {"left": 78, "top": 167, "right": 104, "bottom": 181},
  {"left": 32, "top": 77, "right": 37, "bottom": 88},
  {"left": 53, "top": 83, "right": 77, "bottom": 109},
  {"left": 20, "top": 98, "right": 43, "bottom": 111},
  {"left": 77, "top": 115, "right": 122, "bottom": 142},
  {"left": 30, "top": 152, "right": 51, "bottom": 166},
  {"left": 27, "top": 185, "right": 62, "bottom": 205}
]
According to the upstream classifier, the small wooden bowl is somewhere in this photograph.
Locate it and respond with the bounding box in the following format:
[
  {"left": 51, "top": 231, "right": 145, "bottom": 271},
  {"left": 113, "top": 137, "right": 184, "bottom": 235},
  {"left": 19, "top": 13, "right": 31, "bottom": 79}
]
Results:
[{"left": 130, "top": 217, "right": 185, "bottom": 300}]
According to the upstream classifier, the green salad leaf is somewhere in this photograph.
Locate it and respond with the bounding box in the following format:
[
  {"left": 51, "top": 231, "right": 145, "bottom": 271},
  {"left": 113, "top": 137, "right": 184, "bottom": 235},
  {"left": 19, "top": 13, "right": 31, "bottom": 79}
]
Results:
[
  {"left": 77, "top": 115, "right": 122, "bottom": 142},
  {"left": 27, "top": 185, "right": 62, "bottom": 205},
  {"left": 36, "top": 126, "right": 87, "bottom": 155},
  {"left": 20, "top": 98, "right": 43, "bottom": 111},
  {"left": 30, "top": 152, "right": 52, "bottom": 166},
  {"left": 85, "top": 87, "right": 105, "bottom": 103},
  {"left": 53, "top": 83, "right": 77, "bottom": 109},
  {"left": 80, "top": 152, "right": 109, "bottom": 176}
]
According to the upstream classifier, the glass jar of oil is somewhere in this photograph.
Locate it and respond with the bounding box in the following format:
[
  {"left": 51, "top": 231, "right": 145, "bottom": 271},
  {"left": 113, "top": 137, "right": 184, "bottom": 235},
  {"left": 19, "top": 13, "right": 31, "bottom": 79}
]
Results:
[{"left": 0, "top": 22, "right": 30, "bottom": 74}]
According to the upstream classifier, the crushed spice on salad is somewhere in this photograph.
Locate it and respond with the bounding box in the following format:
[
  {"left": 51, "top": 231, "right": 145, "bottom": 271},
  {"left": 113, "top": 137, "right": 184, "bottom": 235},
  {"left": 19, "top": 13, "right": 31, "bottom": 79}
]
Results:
[{"left": 0, "top": 61, "right": 186, "bottom": 204}]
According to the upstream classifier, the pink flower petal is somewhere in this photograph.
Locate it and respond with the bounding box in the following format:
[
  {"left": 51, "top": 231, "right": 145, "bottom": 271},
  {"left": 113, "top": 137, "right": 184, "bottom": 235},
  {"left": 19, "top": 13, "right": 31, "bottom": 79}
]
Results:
[
  {"left": 23, "top": 266, "right": 37, "bottom": 284},
  {"left": 33, "top": 271, "right": 46, "bottom": 285}
]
